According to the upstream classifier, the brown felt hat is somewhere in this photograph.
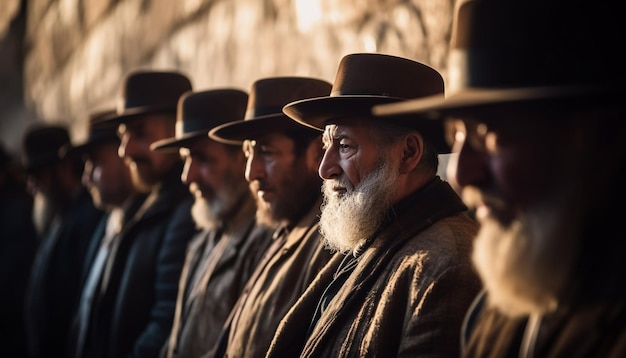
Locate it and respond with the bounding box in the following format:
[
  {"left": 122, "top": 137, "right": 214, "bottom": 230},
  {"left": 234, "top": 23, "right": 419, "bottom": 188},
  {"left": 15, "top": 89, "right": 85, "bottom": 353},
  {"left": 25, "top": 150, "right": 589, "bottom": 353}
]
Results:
[
  {"left": 97, "top": 70, "right": 193, "bottom": 124},
  {"left": 282, "top": 53, "right": 449, "bottom": 153},
  {"left": 21, "top": 124, "right": 71, "bottom": 171},
  {"left": 373, "top": 0, "right": 624, "bottom": 119},
  {"left": 151, "top": 89, "right": 248, "bottom": 151},
  {"left": 59, "top": 109, "right": 119, "bottom": 157},
  {"left": 208, "top": 77, "right": 332, "bottom": 145}
]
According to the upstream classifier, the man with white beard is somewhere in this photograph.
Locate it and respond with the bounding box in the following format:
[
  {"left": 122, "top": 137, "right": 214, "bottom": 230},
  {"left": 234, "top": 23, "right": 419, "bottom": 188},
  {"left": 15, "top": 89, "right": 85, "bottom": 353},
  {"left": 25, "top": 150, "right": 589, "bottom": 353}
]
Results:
[
  {"left": 266, "top": 53, "right": 482, "bottom": 358},
  {"left": 151, "top": 89, "right": 273, "bottom": 358},
  {"left": 21, "top": 123, "right": 104, "bottom": 358},
  {"left": 373, "top": 0, "right": 626, "bottom": 355}
]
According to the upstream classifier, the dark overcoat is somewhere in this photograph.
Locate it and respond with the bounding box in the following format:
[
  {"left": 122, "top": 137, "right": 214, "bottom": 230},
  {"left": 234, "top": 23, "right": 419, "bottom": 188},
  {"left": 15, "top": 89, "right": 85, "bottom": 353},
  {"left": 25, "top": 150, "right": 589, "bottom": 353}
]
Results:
[
  {"left": 24, "top": 187, "right": 104, "bottom": 358},
  {"left": 80, "top": 167, "right": 197, "bottom": 358}
]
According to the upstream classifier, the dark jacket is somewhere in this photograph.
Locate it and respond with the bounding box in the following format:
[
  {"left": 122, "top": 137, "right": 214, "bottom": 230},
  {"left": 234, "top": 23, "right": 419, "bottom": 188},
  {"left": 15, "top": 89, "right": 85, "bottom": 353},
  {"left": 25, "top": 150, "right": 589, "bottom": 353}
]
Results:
[
  {"left": 267, "top": 178, "right": 482, "bottom": 358},
  {"left": 79, "top": 166, "right": 197, "bottom": 358},
  {"left": 161, "top": 195, "right": 274, "bottom": 358},
  {"left": 24, "top": 187, "right": 104, "bottom": 358},
  {"left": 0, "top": 176, "right": 39, "bottom": 357},
  {"left": 211, "top": 198, "right": 335, "bottom": 358}
]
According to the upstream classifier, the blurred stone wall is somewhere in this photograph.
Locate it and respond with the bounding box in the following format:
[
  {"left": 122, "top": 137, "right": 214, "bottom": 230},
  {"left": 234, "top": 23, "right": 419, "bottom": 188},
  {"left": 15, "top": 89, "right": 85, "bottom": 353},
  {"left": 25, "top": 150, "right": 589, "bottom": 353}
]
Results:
[{"left": 2, "top": 0, "right": 455, "bottom": 153}]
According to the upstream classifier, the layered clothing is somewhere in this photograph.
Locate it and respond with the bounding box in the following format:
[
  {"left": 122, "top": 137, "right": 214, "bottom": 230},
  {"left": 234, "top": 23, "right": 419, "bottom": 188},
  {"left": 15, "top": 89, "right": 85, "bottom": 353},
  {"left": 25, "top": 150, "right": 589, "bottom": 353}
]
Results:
[
  {"left": 211, "top": 198, "right": 336, "bottom": 358},
  {"left": 75, "top": 166, "right": 197, "bottom": 358},
  {"left": 267, "top": 178, "right": 482, "bottom": 358},
  {"left": 161, "top": 195, "right": 273, "bottom": 358}
]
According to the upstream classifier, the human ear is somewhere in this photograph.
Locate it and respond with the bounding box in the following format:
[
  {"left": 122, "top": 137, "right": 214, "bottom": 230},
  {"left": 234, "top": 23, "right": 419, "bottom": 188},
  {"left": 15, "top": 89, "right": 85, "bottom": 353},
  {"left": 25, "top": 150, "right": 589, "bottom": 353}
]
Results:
[{"left": 399, "top": 133, "right": 423, "bottom": 174}]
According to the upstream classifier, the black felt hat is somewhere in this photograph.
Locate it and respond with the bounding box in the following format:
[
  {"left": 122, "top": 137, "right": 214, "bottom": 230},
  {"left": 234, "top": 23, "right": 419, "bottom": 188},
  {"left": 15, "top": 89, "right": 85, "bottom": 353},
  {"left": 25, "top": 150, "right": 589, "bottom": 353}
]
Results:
[
  {"left": 208, "top": 77, "right": 332, "bottom": 145},
  {"left": 374, "top": 0, "right": 623, "bottom": 119},
  {"left": 21, "top": 124, "right": 71, "bottom": 171},
  {"left": 282, "top": 53, "right": 448, "bottom": 153},
  {"left": 151, "top": 89, "right": 248, "bottom": 151},
  {"left": 97, "top": 70, "right": 193, "bottom": 124},
  {"left": 59, "top": 109, "right": 119, "bottom": 157}
]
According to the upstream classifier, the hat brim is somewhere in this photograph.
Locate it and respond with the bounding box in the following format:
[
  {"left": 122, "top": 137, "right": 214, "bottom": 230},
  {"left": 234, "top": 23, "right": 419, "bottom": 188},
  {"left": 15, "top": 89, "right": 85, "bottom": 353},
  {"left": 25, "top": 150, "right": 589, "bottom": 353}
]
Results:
[
  {"left": 373, "top": 85, "right": 618, "bottom": 118},
  {"left": 59, "top": 138, "right": 117, "bottom": 158},
  {"left": 95, "top": 105, "right": 177, "bottom": 125},
  {"left": 150, "top": 131, "right": 208, "bottom": 151},
  {"left": 284, "top": 95, "right": 451, "bottom": 154},
  {"left": 209, "top": 113, "right": 317, "bottom": 145},
  {"left": 283, "top": 95, "right": 403, "bottom": 131}
]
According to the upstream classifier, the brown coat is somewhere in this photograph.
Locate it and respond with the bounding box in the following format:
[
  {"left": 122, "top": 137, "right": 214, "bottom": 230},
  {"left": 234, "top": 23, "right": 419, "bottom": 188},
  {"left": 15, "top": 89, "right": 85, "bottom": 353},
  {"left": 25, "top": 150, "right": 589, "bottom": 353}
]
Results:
[
  {"left": 267, "top": 178, "right": 482, "bottom": 358},
  {"left": 161, "top": 197, "right": 273, "bottom": 358},
  {"left": 211, "top": 198, "right": 336, "bottom": 358},
  {"left": 463, "top": 291, "right": 626, "bottom": 358}
]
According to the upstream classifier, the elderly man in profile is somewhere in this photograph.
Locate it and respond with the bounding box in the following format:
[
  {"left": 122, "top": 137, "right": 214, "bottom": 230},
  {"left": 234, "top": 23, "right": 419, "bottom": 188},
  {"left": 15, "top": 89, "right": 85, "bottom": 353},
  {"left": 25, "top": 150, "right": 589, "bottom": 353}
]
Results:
[{"left": 267, "top": 53, "right": 482, "bottom": 357}]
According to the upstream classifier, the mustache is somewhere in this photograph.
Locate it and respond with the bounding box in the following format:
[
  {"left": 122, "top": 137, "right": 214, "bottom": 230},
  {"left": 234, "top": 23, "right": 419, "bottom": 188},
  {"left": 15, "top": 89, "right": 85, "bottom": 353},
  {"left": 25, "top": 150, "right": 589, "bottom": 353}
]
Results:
[
  {"left": 248, "top": 180, "right": 269, "bottom": 192},
  {"left": 323, "top": 176, "right": 354, "bottom": 193},
  {"left": 461, "top": 186, "right": 508, "bottom": 212}
]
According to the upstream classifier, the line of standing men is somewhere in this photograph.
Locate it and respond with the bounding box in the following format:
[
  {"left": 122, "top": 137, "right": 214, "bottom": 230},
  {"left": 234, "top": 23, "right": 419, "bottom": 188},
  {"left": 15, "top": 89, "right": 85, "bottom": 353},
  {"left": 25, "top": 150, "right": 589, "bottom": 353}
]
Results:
[
  {"left": 14, "top": 0, "right": 626, "bottom": 356},
  {"left": 18, "top": 54, "right": 483, "bottom": 357}
]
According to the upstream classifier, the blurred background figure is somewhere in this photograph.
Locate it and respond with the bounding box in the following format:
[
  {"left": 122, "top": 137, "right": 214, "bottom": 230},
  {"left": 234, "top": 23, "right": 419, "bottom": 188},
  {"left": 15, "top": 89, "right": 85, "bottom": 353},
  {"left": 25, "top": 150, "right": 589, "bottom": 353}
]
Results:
[
  {"left": 63, "top": 109, "right": 147, "bottom": 358},
  {"left": 374, "top": 0, "right": 626, "bottom": 355},
  {"left": 75, "top": 70, "right": 197, "bottom": 358},
  {"left": 21, "top": 123, "right": 105, "bottom": 358},
  {"left": 0, "top": 142, "right": 38, "bottom": 358},
  {"left": 152, "top": 89, "right": 273, "bottom": 358}
]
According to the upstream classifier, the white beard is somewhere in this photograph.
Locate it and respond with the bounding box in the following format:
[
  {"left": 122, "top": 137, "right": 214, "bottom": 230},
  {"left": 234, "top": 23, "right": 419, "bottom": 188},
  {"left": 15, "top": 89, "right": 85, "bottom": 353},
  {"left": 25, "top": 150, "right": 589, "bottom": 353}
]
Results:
[
  {"left": 319, "top": 158, "right": 397, "bottom": 255},
  {"left": 466, "top": 186, "right": 581, "bottom": 317}
]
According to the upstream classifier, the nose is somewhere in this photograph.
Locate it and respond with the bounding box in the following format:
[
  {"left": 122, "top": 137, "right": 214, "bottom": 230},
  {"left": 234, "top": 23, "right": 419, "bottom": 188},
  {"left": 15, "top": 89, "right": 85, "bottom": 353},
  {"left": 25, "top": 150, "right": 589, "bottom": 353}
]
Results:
[
  {"left": 451, "top": 141, "right": 489, "bottom": 190},
  {"left": 118, "top": 132, "right": 141, "bottom": 160},
  {"left": 244, "top": 152, "right": 264, "bottom": 183},
  {"left": 82, "top": 160, "right": 94, "bottom": 187},
  {"left": 181, "top": 157, "right": 197, "bottom": 186},
  {"left": 318, "top": 148, "right": 340, "bottom": 180}
]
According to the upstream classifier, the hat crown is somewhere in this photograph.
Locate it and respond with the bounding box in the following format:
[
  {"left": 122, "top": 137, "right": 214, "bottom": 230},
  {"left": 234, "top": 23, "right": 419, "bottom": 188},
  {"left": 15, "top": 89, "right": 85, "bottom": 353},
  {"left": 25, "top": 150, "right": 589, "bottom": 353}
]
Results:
[
  {"left": 118, "top": 70, "right": 192, "bottom": 114},
  {"left": 246, "top": 77, "right": 332, "bottom": 119},
  {"left": 449, "top": 0, "right": 624, "bottom": 93},
  {"left": 331, "top": 53, "right": 444, "bottom": 99},
  {"left": 176, "top": 89, "right": 248, "bottom": 136},
  {"left": 21, "top": 124, "right": 70, "bottom": 170},
  {"left": 85, "top": 109, "right": 120, "bottom": 143}
]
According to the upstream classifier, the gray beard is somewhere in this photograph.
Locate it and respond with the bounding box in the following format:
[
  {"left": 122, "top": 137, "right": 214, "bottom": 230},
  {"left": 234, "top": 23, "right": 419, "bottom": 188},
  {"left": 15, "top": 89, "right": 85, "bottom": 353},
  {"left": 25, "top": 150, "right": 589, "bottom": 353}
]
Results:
[
  {"left": 319, "top": 158, "right": 397, "bottom": 255},
  {"left": 465, "top": 186, "right": 581, "bottom": 317},
  {"left": 191, "top": 181, "right": 249, "bottom": 231}
]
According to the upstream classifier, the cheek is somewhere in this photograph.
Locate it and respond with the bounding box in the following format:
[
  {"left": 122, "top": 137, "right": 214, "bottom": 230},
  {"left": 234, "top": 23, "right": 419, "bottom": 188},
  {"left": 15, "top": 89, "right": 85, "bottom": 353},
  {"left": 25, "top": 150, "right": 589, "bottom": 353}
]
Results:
[{"left": 493, "top": 145, "right": 560, "bottom": 206}]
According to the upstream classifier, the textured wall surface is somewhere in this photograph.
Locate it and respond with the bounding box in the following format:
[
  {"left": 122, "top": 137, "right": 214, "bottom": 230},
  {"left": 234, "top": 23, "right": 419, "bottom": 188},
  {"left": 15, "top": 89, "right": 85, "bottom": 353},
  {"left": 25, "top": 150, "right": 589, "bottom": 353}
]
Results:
[{"left": 3, "top": 0, "right": 455, "bottom": 152}]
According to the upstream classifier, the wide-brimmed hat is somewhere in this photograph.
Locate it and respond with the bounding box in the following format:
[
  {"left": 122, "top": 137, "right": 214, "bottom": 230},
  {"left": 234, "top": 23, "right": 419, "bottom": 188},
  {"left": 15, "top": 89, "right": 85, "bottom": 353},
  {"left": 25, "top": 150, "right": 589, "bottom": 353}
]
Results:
[
  {"left": 209, "top": 77, "right": 332, "bottom": 145},
  {"left": 21, "top": 124, "right": 71, "bottom": 171},
  {"left": 282, "top": 53, "right": 448, "bottom": 152},
  {"left": 151, "top": 89, "right": 248, "bottom": 151},
  {"left": 59, "top": 109, "right": 119, "bottom": 158},
  {"left": 373, "top": 0, "right": 623, "bottom": 118},
  {"left": 97, "top": 70, "right": 193, "bottom": 125}
]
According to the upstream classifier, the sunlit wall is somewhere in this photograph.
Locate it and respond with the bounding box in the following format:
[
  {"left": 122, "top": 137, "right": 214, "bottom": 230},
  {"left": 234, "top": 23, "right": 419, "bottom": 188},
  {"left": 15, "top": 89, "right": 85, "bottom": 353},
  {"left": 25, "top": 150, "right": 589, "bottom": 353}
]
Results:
[{"left": 2, "top": 0, "right": 455, "bottom": 166}]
